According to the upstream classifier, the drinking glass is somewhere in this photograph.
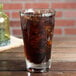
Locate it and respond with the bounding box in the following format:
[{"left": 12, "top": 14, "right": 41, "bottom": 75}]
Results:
[{"left": 20, "top": 9, "right": 55, "bottom": 73}]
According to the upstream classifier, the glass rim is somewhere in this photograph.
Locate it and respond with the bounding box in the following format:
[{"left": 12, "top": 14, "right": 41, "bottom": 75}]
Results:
[{"left": 20, "top": 8, "right": 56, "bottom": 16}]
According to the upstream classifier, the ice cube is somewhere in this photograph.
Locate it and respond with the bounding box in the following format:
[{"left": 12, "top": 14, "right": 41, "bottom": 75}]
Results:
[
  {"left": 42, "top": 13, "right": 52, "bottom": 17},
  {"left": 25, "top": 9, "right": 34, "bottom": 13}
]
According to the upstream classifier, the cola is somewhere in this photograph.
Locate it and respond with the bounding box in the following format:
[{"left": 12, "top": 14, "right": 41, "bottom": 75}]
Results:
[
  {"left": 20, "top": 9, "right": 55, "bottom": 72},
  {"left": 21, "top": 8, "right": 54, "bottom": 64},
  {"left": 20, "top": 10, "right": 55, "bottom": 64}
]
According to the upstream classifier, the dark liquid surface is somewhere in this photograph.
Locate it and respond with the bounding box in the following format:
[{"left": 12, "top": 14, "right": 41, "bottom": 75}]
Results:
[{"left": 21, "top": 13, "right": 55, "bottom": 64}]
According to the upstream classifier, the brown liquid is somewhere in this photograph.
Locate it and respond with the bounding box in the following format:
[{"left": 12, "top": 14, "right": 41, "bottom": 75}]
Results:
[{"left": 21, "top": 13, "right": 55, "bottom": 64}]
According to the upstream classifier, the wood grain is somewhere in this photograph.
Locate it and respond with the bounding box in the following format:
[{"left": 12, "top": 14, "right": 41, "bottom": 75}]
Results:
[
  {"left": 0, "top": 60, "right": 76, "bottom": 71},
  {"left": 1, "top": 71, "right": 76, "bottom": 76},
  {"left": 0, "top": 37, "right": 76, "bottom": 76},
  {"left": 0, "top": 37, "right": 76, "bottom": 61}
]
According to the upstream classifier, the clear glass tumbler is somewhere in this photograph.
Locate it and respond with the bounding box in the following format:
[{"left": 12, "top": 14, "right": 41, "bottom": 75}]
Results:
[{"left": 20, "top": 9, "right": 55, "bottom": 73}]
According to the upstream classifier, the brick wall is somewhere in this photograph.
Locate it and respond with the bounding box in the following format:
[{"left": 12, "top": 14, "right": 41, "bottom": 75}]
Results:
[{"left": 1, "top": 0, "right": 76, "bottom": 37}]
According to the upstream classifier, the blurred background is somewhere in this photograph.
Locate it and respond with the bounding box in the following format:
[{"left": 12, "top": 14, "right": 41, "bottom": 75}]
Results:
[{"left": 0, "top": 0, "right": 76, "bottom": 38}]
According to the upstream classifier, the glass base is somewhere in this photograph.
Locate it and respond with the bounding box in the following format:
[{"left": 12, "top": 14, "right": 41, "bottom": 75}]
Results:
[
  {"left": 25, "top": 59, "right": 51, "bottom": 73},
  {"left": 0, "top": 40, "right": 10, "bottom": 46}
]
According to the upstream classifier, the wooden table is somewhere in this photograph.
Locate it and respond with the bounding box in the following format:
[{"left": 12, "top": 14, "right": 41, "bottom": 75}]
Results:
[{"left": 0, "top": 37, "right": 76, "bottom": 76}]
